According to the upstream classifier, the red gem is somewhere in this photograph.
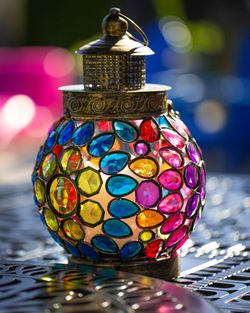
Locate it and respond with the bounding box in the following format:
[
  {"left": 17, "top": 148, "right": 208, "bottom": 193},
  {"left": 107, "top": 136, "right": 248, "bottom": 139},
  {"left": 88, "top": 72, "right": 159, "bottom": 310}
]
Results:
[
  {"left": 140, "top": 119, "right": 159, "bottom": 143},
  {"left": 98, "top": 121, "right": 110, "bottom": 131},
  {"left": 52, "top": 145, "right": 63, "bottom": 157},
  {"left": 145, "top": 239, "right": 164, "bottom": 258}
]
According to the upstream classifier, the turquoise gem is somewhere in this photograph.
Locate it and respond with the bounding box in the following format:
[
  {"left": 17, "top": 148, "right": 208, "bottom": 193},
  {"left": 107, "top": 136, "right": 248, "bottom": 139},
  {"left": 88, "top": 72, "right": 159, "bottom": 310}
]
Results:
[
  {"left": 113, "top": 121, "right": 138, "bottom": 142},
  {"left": 58, "top": 120, "right": 75, "bottom": 145},
  {"left": 109, "top": 199, "right": 139, "bottom": 218},
  {"left": 91, "top": 235, "right": 118, "bottom": 253},
  {"left": 78, "top": 243, "right": 100, "bottom": 261},
  {"left": 72, "top": 122, "right": 94, "bottom": 146},
  {"left": 120, "top": 241, "right": 143, "bottom": 260},
  {"left": 103, "top": 219, "right": 132, "bottom": 238},
  {"left": 100, "top": 152, "right": 129, "bottom": 174},
  {"left": 158, "top": 116, "right": 171, "bottom": 129},
  {"left": 44, "top": 130, "right": 57, "bottom": 153},
  {"left": 88, "top": 133, "right": 115, "bottom": 157},
  {"left": 106, "top": 175, "right": 137, "bottom": 196}
]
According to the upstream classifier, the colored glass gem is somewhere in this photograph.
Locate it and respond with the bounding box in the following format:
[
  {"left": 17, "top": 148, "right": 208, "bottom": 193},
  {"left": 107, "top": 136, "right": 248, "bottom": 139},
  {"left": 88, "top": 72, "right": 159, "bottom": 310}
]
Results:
[
  {"left": 108, "top": 198, "right": 139, "bottom": 218},
  {"left": 60, "top": 148, "right": 82, "bottom": 174},
  {"left": 106, "top": 175, "right": 137, "bottom": 197},
  {"left": 58, "top": 120, "right": 75, "bottom": 145},
  {"left": 35, "top": 146, "right": 43, "bottom": 167},
  {"left": 184, "top": 163, "right": 199, "bottom": 189},
  {"left": 160, "top": 213, "right": 185, "bottom": 234},
  {"left": 158, "top": 193, "right": 183, "bottom": 214},
  {"left": 186, "top": 194, "right": 200, "bottom": 217},
  {"left": 43, "top": 207, "right": 59, "bottom": 232},
  {"left": 200, "top": 166, "right": 206, "bottom": 200},
  {"left": 166, "top": 116, "right": 188, "bottom": 139},
  {"left": 65, "top": 242, "right": 80, "bottom": 257},
  {"left": 139, "top": 230, "right": 154, "bottom": 243},
  {"left": 49, "top": 175, "right": 78, "bottom": 216},
  {"left": 136, "top": 180, "right": 162, "bottom": 208},
  {"left": 79, "top": 200, "right": 104, "bottom": 227},
  {"left": 72, "top": 122, "right": 94, "bottom": 146},
  {"left": 137, "top": 209, "right": 165, "bottom": 229},
  {"left": 166, "top": 226, "right": 188, "bottom": 247},
  {"left": 120, "top": 241, "right": 143, "bottom": 261},
  {"left": 49, "top": 231, "right": 63, "bottom": 246},
  {"left": 113, "top": 120, "right": 138, "bottom": 142},
  {"left": 92, "top": 235, "right": 118, "bottom": 253},
  {"left": 145, "top": 239, "right": 164, "bottom": 258},
  {"left": 173, "top": 236, "right": 189, "bottom": 251},
  {"left": 77, "top": 167, "right": 102, "bottom": 196},
  {"left": 134, "top": 141, "right": 150, "bottom": 156},
  {"left": 34, "top": 178, "right": 45, "bottom": 205},
  {"left": 78, "top": 243, "right": 100, "bottom": 261},
  {"left": 44, "top": 130, "right": 57, "bottom": 153},
  {"left": 62, "top": 219, "right": 84, "bottom": 241},
  {"left": 103, "top": 219, "right": 132, "bottom": 238},
  {"left": 140, "top": 119, "right": 159, "bottom": 142},
  {"left": 161, "top": 129, "right": 185, "bottom": 149},
  {"left": 41, "top": 153, "right": 57, "bottom": 179},
  {"left": 88, "top": 133, "right": 115, "bottom": 157},
  {"left": 158, "top": 116, "right": 171, "bottom": 129},
  {"left": 159, "top": 147, "right": 183, "bottom": 168},
  {"left": 52, "top": 145, "right": 63, "bottom": 157},
  {"left": 158, "top": 169, "right": 182, "bottom": 191},
  {"left": 100, "top": 152, "right": 129, "bottom": 174},
  {"left": 187, "top": 142, "right": 201, "bottom": 165},
  {"left": 129, "top": 157, "right": 158, "bottom": 178}
]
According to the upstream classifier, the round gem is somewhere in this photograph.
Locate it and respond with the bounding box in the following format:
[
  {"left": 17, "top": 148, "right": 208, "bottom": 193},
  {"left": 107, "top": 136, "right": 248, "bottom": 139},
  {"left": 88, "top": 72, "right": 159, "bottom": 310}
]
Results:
[
  {"left": 106, "top": 175, "right": 137, "bottom": 197},
  {"left": 44, "top": 130, "right": 57, "bottom": 153},
  {"left": 139, "top": 230, "right": 154, "bottom": 243},
  {"left": 60, "top": 148, "right": 82, "bottom": 174},
  {"left": 113, "top": 120, "right": 138, "bottom": 142},
  {"left": 100, "top": 152, "right": 129, "bottom": 174},
  {"left": 58, "top": 120, "right": 75, "bottom": 145},
  {"left": 160, "top": 213, "right": 185, "bottom": 234},
  {"left": 41, "top": 153, "right": 57, "bottom": 179},
  {"left": 140, "top": 119, "right": 159, "bottom": 142},
  {"left": 145, "top": 239, "right": 164, "bottom": 258},
  {"left": 159, "top": 147, "right": 183, "bottom": 168},
  {"left": 78, "top": 243, "right": 100, "bottom": 261},
  {"left": 129, "top": 157, "right": 158, "bottom": 178},
  {"left": 79, "top": 200, "right": 104, "bottom": 227},
  {"left": 103, "top": 219, "right": 132, "bottom": 238},
  {"left": 108, "top": 199, "right": 139, "bottom": 218},
  {"left": 91, "top": 235, "right": 118, "bottom": 253},
  {"left": 134, "top": 141, "right": 150, "bottom": 156},
  {"left": 166, "top": 226, "right": 188, "bottom": 247},
  {"left": 62, "top": 219, "right": 84, "bottom": 241},
  {"left": 184, "top": 163, "right": 199, "bottom": 189},
  {"left": 120, "top": 241, "right": 143, "bottom": 260},
  {"left": 72, "top": 122, "right": 94, "bottom": 146},
  {"left": 136, "top": 209, "right": 165, "bottom": 229},
  {"left": 187, "top": 142, "right": 201, "bottom": 164},
  {"left": 158, "top": 193, "right": 183, "bottom": 214},
  {"left": 158, "top": 169, "right": 182, "bottom": 191},
  {"left": 136, "top": 180, "right": 162, "bottom": 208},
  {"left": 186, "top": 194, "right": 200, "bottom": 217},
  {"left": 43, "top": 207, "right": 58, "bottom": 232},
  {"left": 34, "top": 178, "right": 45, "bottom": 205},
  {"left": 77, "top": 167, "right": 102, "bottom": 196},
  {"left": 88, "top": 133, "right": 115, "bottom": 157},
  {"left": 161, "top": 129, "right": 185, "bottom": 149},
  {"left": 48, "top": 175, "right": 77, "bottom": 216}
]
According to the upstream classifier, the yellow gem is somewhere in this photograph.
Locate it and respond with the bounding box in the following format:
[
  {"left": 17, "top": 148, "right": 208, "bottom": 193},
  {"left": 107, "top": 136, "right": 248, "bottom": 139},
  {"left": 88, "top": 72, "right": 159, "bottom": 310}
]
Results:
[
  {"left": 129, "top": 157, "right": 158, "bottom": 178},
  {"left": 139, "top": 230, "right": 154, "bottom": 243},
  {"left": 41, "top": 153, "right": 57, "bottom": 179},
  {"left": 43, "top": 207, "right": 58, "bottom": 232},
  {"left": 136, "top": 209, "right": 165, "bottom": 229},
  {"left": 62, "top": 219, "right": 84, "bottom": 241},
  {"left": 77, "top": 167, "right": 102, "bottom": 196},
  {"left": 79, "top": 200, "right": 104, "bottom": 227},
  {"left": 60, "top": 148, "right": 82, "bottom": 174},
  {"left": 34, "top": 178, "right": 45, "bottom": 204}
]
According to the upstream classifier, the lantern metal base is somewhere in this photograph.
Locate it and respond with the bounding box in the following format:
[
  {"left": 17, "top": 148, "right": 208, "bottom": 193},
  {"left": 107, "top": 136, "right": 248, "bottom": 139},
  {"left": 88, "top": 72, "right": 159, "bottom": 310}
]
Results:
[{"left": 70, "top": 255, "right": 179, "bottom": 281}]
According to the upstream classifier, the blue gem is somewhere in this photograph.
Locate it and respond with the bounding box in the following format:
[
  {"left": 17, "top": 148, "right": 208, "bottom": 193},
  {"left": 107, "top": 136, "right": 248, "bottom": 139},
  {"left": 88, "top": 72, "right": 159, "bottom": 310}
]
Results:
[
  {"left": 56, "top": 119, "right": 67, "bottom": 133},
  {"left": 35, "top": 146, "right": 43, "bottom": 167},
  {"left": 91, "top": 235, "right": 118, "bottom": 253},
  {"left": 33, "top": 195, "right": 39, "bottom": 207},
  {"left": 88, "top": 133, "right": 115, "bottom": 157},
  {"left": 58, "top": 120, "right": 75, "bottom": 145},
  {"left": 65, "top": 241, "right": 80, "bottom": 257},
  {"left": 44, "top": 130, "right": 57, "bottom": 153},
  {"left": 106, "top": 175, "right": 137, "bottom": 197},
  {"left": 120, "top": 241, "right": 143, "bottom": 260},
  {"left": 103, "top": 219, "right": 132, "bottom": 238},
  {"left": 31, "top": 170, "right": 36, "bottom": 184},
  {"left": 72, "top": 122, "right": 94, "bottom": 146},
  {"left": 78, "top": 243, "right": 100, "bottom": 261},
  {"left": 158, "top": 116, "right": 171, "bottom": 129},
  {"left": 100, "top": 152, "right": 129, "bottom": 174},
  {"left": 108, "top": 199, "right": 139, "bottom": 218},
  {"left": 113, "top": 121, "right": 138, "bottom": 142},
  {"left": 39, "top": 213, "right": 46, "bottom": 225},
  {"left": 49, "top": 231, "right": 63, "bottom": 246}
]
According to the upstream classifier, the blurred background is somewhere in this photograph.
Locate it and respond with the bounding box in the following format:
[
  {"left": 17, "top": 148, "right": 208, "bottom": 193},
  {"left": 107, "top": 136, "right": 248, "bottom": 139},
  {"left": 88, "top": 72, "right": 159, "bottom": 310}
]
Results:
[{"left": 1, "top": 0, "right": 250, "bottom": 185}]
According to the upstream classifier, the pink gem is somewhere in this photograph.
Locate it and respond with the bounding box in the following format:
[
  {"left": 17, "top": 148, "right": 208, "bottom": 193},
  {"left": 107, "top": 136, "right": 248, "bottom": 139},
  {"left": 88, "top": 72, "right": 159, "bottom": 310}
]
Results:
[
  {"left": 166, "top": 226, "right": 188, "bottom": 247},
  {"left": 173, "top": 235, "right": 189, "bottom": 251},
  {"left": 166, "top": 117, "right": 188, "bottom": 139},
  {"left": 162, "top": 129, "right": 185, "bottom": 149},
  {"left": 184, "top": 163, "right": 199, "bottom": 189},
  {"left": 159, "top": 147, "right": 183, "bottom": 168},
  {"left": 158, "top": 193, "right": 183, "bottom": 213},
  {"left": 160, "top": 213, "right": 185, "bottom": 234},
  {"left": 136, "top": 180, "right": 162, "bottom": 208},
  {"left": 158, "top": 169, "right": 182, "bottom": 191}
]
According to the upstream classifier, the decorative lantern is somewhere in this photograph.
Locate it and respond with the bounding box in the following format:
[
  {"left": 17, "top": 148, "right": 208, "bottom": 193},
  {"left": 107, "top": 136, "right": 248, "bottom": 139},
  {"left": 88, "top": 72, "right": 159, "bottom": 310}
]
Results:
[{"left": 32, "top": 8, "right": 206, "bottom": 279}]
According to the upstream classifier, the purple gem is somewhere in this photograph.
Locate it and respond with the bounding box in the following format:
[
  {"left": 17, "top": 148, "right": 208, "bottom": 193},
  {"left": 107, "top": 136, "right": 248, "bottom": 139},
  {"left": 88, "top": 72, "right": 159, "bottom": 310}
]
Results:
[
  {"left": 187, "top": 142, "right": 201, "bottom": 165},
  {"left": 136, "top": 180, "right": 162, "bottom": 208},
  {"left": 134, "top": 141, "right": 149, "bottom": 156},
  {"left": 184, "top": 163, "right": 199, "bottom": 189},
  {"left": 199, "top": 167, "right": 206, "bottom": 200},
  {"left": 186, "top": 194, "right": 200, "bottom": 217}
]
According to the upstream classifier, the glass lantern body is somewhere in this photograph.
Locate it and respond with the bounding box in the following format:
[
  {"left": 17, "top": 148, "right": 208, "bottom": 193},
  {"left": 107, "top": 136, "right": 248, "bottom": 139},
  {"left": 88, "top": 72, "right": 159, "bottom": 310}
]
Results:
[{"left": 32, "top": 111, "right": 206, "bottom": 262}]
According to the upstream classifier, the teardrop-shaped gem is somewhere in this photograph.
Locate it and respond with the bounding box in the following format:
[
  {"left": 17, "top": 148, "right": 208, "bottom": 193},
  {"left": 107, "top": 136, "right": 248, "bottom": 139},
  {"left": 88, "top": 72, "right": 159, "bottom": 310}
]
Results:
[
  {"left": 72, "top": 122, "right": 94, "bottom": 146},
  {"left": 100, "top": 152, "right": 129, "bottom": 174},
  {"left": 78, "top": 243, "right": 100, "bottom": 262},
  {"left": 120, "top": 241, "right": 143, "bottom": 260},
  {"left": 44, "top": 130, "right": 57, "bottom": 153},
  {"left": 184, "top": 163, "right": 199, "bottom": 189},
  {"left": 136, "top": 209, "right": 165, "bottom": 229},
  {"left": 161, "top": 129, "right": 185, "bottom": 149},
  {"left": 129, "top": 157, "right": 158, "bottom": 178},
  {"left": 158, "top": 169, "right": 182, "bottom": 191},
  {"left": 60, "top": 148, "right": 82, "bottom": 174},
  {"left": 106, "top": 174, "right": 137, "bottom": 197},
  {"left": 187, "top": 142, "right": 201, "bottom": 164},
  {"left": 91, "top": 235, "right": 118, "bottom": 253},
  {"left": 159, "top": 147, "right": 183, "bottom": 168},
  {"left": 160, "top": 213, "right": 185, "bottom": 234},
  {"left": 136, "top": 180, "right": 162, "bottom": 208},
  {"left": 140, "top": 119, "right": 159, "bottom": 142},
  {"left": 145, "top": 239, "right": 164, "bottom": 258},
  {"left": 103, "top": 219, "right": 132, "bottom": 238},
  {"left": 88, "top": 133, "right": 115, "bottom": 157},
  {"left": 108, "top": 199, "right": 140, "bottom": 218},
  {"left": 186, "top": 193, "right": 200, "bottom": 217},
  {"left": 158, "top": 193, "right": 183, "bottom": 214},
  {"left": 166, "top": 226, "right": 188, "bottom": 247},
  {"left": 113, "top": 121, "right": 138, "bottom": 142},
  {"left": 41, "top": 153, "right": 57, "bottom": 180},
  {"left": 58, "top": 120, "right": 75, "bottom": 145}
]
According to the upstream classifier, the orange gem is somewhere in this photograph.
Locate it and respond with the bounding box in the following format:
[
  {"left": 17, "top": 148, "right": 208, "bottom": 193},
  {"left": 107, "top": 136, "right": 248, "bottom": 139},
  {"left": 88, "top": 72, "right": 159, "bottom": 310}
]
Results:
[{"left": 136, "top": 209, "right": 165, "bottom": 229}]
